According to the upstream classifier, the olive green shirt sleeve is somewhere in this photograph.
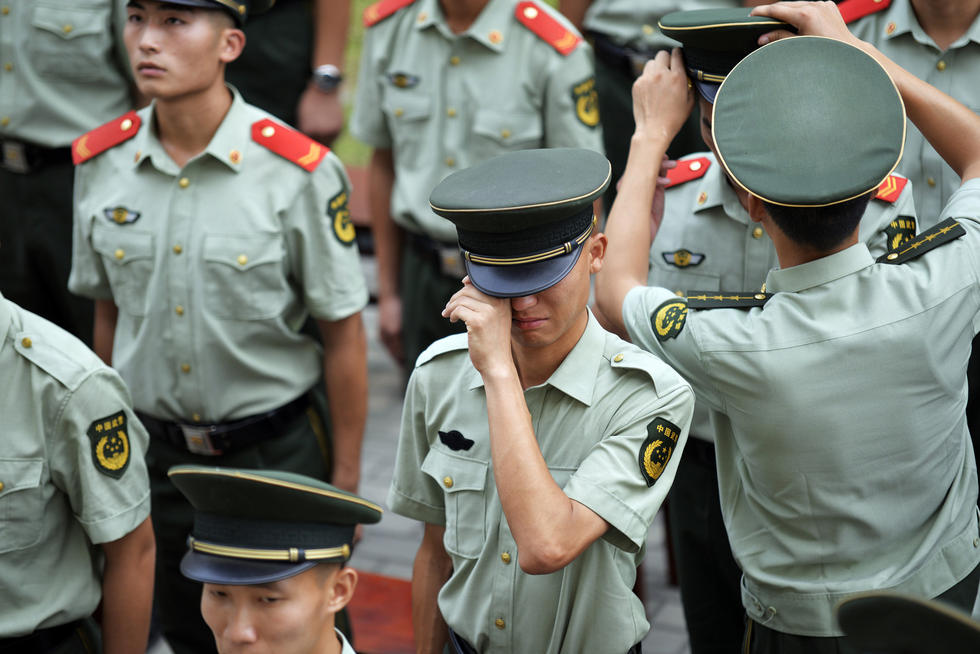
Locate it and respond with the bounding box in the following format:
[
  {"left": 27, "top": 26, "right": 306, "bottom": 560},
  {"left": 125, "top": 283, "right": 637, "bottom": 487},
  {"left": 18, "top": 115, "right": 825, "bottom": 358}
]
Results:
[
  {"left": 68, "top": 164, "right": 114, "bottom": 301},
  {"left": 349, "top": 24, "right": 392, "bottom": 150}
]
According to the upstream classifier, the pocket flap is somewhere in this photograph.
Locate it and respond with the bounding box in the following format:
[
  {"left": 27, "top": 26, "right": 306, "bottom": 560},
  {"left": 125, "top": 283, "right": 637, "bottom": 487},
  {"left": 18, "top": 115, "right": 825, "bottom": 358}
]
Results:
[
  {"left": 0, "top": 459, "right": 44, "bottom": 499},
  {"left": 33, "top": 4, "right": 105, "bottom": 39},
  {"left": 383, "top": 92, "right": 431, "bottom": 122},
  {"left": 473, "top": 109, "right": 542, "bottom": 143},
  {"left": 203, "top": 234, "right": 284, "bottom": 271},
  {"left": 422, "top": 450, "right": 488, "bottom": 493},
  {"left": 92, "top": 227, "right": 155, "bottom": 265}
]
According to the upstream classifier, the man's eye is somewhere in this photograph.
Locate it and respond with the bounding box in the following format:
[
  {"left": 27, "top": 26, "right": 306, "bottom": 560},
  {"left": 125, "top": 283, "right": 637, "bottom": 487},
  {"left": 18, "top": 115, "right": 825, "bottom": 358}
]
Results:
[
  {"left": 259, "top": 596, "right": 282, "bottom": 604},
  {"left": 209, "top": 590, "right": 228, "bottom": 599}
]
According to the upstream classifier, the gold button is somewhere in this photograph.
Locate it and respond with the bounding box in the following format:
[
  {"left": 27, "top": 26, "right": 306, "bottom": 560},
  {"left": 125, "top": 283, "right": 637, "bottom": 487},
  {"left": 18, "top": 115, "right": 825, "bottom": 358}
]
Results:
[
  {"left": 500, "top": 129, "right": 511, "bottom": 139},
  {"left": 752, "top": 227, "right": 764, "bottom": 239},
  {"left": 443, "top": 476, "right": 453, "bottom": 488},
  {"left": 20, "top": 337, "right": 31, "bottom": 348},
  {"left": 417, "top": 10, "right": 427, "bottom": 22},
  {"left": 449, "top": 56, "right": 461, "bottom": 66},
  {"left": 446, "top": 157, "right": 456, "bottom": 167},
  {"left": 62, "top": 23, "right": 73, "bottom": 33},
  {"left": 120, "top": 118, "right": 133, "bottom": 131},
  {"left": 237, "top": 254, "right": 248, "bottom": 266},
  {"left": 523, "top": 6, "right": 538, "bottom": 19},
  {"left": 927, "top": 177, "right": 936, "bottom": 187},
  {"left": 447, "top": 108, "right": 457, "bottom": 117},
  {"left": 3, "top": 63, "right": 11, "bottom": 72},
  {"left": 674, "top": 290, "right": 684, "bottom": 297},
  {"left": 642, "top": 24, "right": 653, "bottom": 35},
  {"left": 500, "top": 552, "right": 511, "bottom": 564},
  {"left": 114, "top": 248, "right": 125, "bottom": 260},
  {"left": 229, "top": 149, "right": 241, "bottom": 164},
  {"left": 178, "top": 177, "right": 190, "bottom": 188},
  {"left": 0, "top": 117, "right": 9, "bottom": 127},
  {"left": 697, "top": 191, "right": 708, "bottom": 205},
  {"left": 0, "top": 482, "right": 4, "bottom": 492},
  {"left": 886, "top": 21, "right": 896, "bottom": 35},
  {"left": 261, "top": 125, "right": 275, "bottom": 138},
  {"left": 974, "top": 537, "right": 979, "bottom": 547},
  {"left": 1, "top": 7, "right": 9, "bottom": 15},
  {"left": 181, "top": 363, "right": 191, "bottom": 374},
  {"left": 936, "top": 60, "right": 947, "bottom": 71},
  {"left": 886, "top": 252, "right": 899, "bottom": 261},
  {"left": 175, "top": 305, "right": 184, "bottom": 316},
  {"left": 754, "top": 293, "right": 766, "bottom": 300},
  {"left": 394, "top": 108, "right": 404, "bottom": 117},
  {"left": 613, "top": 353, "right": 624, "bottom": 363},
  {"left": 495, "top": 618, "right": 506, "bottom": 629},
  {"left": 173, "top": 244, "right": 183, "bottom": 255},
  {"left": 689, "top": 160, "right": 702, "bottom": 171},
  {"left": 133, "top": 150, "right": 141, "bottom": 162},
  {"left": 192, "top": 413, "right": 202, "bottom": 422},
  {"left": 488, "top": 29, "right": 502, "bottom": 44}
]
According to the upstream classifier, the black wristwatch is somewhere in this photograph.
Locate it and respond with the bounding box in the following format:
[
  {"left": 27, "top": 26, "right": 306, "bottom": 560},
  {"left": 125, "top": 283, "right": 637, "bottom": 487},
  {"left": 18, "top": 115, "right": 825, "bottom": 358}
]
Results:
[{"left": 312, "top": 64, "right": 343, "bottom": 92}]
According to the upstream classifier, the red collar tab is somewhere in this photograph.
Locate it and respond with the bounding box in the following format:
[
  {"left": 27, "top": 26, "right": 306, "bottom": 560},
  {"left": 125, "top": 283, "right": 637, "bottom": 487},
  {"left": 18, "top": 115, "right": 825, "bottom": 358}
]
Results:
[
  {"left": 251, "top": 119, "right": 330, "bottom": 172},
  {"left": 515, "top": 1, "right": 581, "bottom": 56},
  {"left": 837, "top": 0, "right": 892, "bottom": 24},
  {"left": 665, "top": 156, "right": 711, "bottom": 189}
]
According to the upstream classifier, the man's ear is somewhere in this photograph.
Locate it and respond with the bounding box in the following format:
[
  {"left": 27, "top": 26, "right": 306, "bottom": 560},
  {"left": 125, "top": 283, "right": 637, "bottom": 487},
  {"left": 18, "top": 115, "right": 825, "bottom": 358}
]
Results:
[
  {"left": 326, "top": 567, "right": 358, "bottom": 613},
  {"left": 218, "top": 27, "right": 246, "bottom": 64},
  {"left": 588, "top": 232, "right": 607, "bottom": 274},
  {"left": 746, "top": 194, "right": 768, "bottom": 224}
]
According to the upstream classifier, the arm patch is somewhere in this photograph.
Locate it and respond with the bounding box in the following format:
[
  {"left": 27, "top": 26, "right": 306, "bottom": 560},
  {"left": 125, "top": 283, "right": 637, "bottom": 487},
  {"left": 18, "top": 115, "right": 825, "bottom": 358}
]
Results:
[
  {"left": 650, "top": 298, "right": 688, "bottom": 342},
  {"left": 87, "top": 411, "right": 131, "bottom": 479},
  {"left": 639, "top": 417, "right": 681, "bottom": 486}
]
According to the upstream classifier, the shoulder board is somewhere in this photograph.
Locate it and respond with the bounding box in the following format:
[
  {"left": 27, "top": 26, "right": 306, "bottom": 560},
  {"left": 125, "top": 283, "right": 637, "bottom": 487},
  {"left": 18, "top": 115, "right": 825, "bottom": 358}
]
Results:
[
  {"left": 251, "top": 119, "right": 329, "bottom": 172},
  {"left": 665, "top": 157, "right": 711, "bottom": 189},
  {"left": 363, "top": 0, "right": 416, "bottom": 27},
  {"left": 686, "top": 291, "right": 772, "bottom": 309},
  {"left": 72, "top": 111, "right": 141, "bottom": 165},
  {"left": 607, "top": 342, "right": 675, "bottom": 388},
  {"left": 874, "top": 173, "right": 908, "bottom": 203},
  {"left": 515, "top": 1, "right": 581, "bottom": 56},
  {"left": 14, "top": 315, "right": 92, "bottom": 391},
  {"left": 877, "top": 217, "right": 965, "bottom": 264},
  {"left": 837, "top": 0, "right": 892, "bottom": 24},
  {"left": 415, "top": 333, "right": 469, "bottom": 367}
]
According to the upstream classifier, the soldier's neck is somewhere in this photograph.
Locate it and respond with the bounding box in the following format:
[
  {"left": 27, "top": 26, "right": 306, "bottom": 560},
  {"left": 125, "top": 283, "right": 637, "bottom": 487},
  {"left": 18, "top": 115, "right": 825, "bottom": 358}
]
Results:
[
  {"left": 440, "top": 0, "right": 492, "bottom": 33},
  {"left": 910, "top": 0, "right": 980, "bottom": 51},
  {"left": 153, "top": 82, "right": 234, "bottom": 169}
]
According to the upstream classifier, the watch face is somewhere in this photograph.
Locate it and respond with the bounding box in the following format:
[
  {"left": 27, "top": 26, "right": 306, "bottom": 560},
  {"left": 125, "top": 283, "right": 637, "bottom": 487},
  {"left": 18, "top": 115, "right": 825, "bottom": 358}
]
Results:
[{"left": 314, "top": 65, "right": 343, "bottom": 91}]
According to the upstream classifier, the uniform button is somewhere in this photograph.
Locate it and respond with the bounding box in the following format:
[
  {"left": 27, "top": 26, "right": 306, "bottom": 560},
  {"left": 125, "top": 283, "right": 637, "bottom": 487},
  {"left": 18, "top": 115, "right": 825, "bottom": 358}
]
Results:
[
  {"left": 500, "top": 129, "right": 511, "bottom": 139},
  {"left": 613, "top": 353, "right": 624, "bottom": 363},
  {"left": 495, "top": 618, "right": 505, "bottom": 629},
  {"left": 229, "top": 149, "right": 241, "bottom": 164},
  {"left": 237, "top": 254, "right": 248, "bottom": 266},
  {"left": 927, "top": 177, "right": 936, "bottom": 187},
  {"left": 394, "top": 108, "right": 404, "bottom": 117},
  {"left": 689, "top": 160, "right": 702, "bottom": 171},
  {"left": 447, "top": 107, "right": 457, "bottom": 117},
  {"left": 449, "top": 55, "right": 461, "bottom": 66},
  {"left": 20, "top": 337, "right": 31, "bottom": 348},
  {"left": 1, "top": 7, "right": 9, "bottom": 15},
  {"left": 752, "top": 227, "right": 764, "bottom": 239},
  {"left": 178, "top": 177, "right": 190, "bottom": 188},
  {"left": 936, "top": 60, "right": 947, "bottom": 71},
  {"left": 500, "top": 551, "right": 511, "bottom": 564},
  {"left": 445, "top": 157, "right": 456, "bottom": 167},
  {"left": 192, "top": 413, "right": 202, "bottom": 422},
  {"left": 62, "top": 23, "right": 73, "bottom": 33},
  {"left": 260, "top": 125, "right": 275, "bottom": 138},
  {"left": 175, "top": 305, "right": 184, "bottom": 316},
  {"left": 973, "top": 537, "right": 979, "bottom": 547},
  {"left": 0, "top": 117, "right": 9, "bottom": 127},
  {"left": 522, "top": 5, "right": 537, "bottom": 18},
  {"left": 181, "top": 363, "right": 191, "bottom": 374},
  {"left": 697, "top": 191, "right": 707, "bottom": 205},
  {"left": 754, "top": 293, "right": 767, "bottom": 301},
  {"left": 173, "top": 244, "right": 183, "bottom": 255},
  {"left": 886, "top": 22, "right": 896, "bottom": 35},
  {"left": 417, "top": 10, "right": 427, "bottom": 22},
  {"left": 0, "top": 482, "right": 4, "bottom": 492},
  {"left": 3, "top": 63, "right": 11, "bottom": 72},
  {"left": 114, "top": 248, "right": 125, "bottom": 260},
  {"left": 120, "top": 118, "right": 133, "bottom": 131},
  {"left": 886, "top": 252, "right": 898, "bottom": 261},
  {"left": 443, "top": 476, "right": 453, "bottom": 488},
  {"left": 133, "top": 150, "right": 141, "bottom": 162},
  {"left": 642, "top": 24, "right": 653, "bottom": 35}
]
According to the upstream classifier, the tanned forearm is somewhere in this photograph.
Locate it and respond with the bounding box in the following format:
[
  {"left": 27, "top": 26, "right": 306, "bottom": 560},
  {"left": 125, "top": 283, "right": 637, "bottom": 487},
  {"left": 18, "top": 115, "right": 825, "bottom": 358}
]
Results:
[
  {"left": 100, "top": 517, "right": 155, "bottom": 654},
  {"left": 368, "top": 148, "right": 406, "bottom": 363},
  {"left": 311, "top": 0, "right": 349, "bottom": 69},
  {"left": 93, "top": 299, "right": 118, "bottom": 366},
  {"left": 412, "top": 524, "right": 452, "bottom": 654},
  {"left": 558, "top": 0, "right": 591, "bottom": 32}
]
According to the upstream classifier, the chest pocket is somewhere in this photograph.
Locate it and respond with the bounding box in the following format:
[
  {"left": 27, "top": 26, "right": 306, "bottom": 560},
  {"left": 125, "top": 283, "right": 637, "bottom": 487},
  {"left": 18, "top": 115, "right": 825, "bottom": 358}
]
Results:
[
  {"left": 92, "top": 226, "right": 155, "bottom": 317},
  {"left": 30, "top": 2, "right": 114, "bottom": 82},
  {"left": 203, "top": 234, "right": 288, "bottom": 320},
  {"left": 470, "top": 108, "right": 543, "bottom": 161},
  {"left": 382, "top": 91, "right": 431, "bottom": 163},
  {"left": 647, "top": 255, "right": 721, "bottom": 296},
  {"left": 422, "top": 449, "right": 488, "bottom": 559},
  {"left": 0, "top": 459, "right": 45, "bottom": 554}
]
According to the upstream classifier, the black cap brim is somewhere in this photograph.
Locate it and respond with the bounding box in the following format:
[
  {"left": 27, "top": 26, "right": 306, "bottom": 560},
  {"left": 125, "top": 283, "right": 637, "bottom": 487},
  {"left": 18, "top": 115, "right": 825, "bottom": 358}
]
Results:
[
  {"left": 466, "top": 242, "right": 585, "bottom": 298},
  {"left": 180, "top": 550, "right": 319, "bottom": 585},
  {"left": 693, "top": 79, "right": 719, "bottom": 104}
]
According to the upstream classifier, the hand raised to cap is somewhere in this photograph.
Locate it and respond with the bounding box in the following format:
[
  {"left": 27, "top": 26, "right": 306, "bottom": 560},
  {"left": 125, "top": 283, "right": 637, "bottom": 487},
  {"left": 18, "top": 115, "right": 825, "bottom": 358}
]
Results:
[{"left": 751, "top": 1, "right": 862, "bottom": 47}]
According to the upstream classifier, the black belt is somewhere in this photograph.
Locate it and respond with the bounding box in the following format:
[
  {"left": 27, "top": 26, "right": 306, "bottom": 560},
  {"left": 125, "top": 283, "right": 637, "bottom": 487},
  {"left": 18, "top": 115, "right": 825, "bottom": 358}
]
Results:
[
  {"left": 0, "top": 620, "right": 83, "bottom": 653},
  {"left": 448, "top": 630, "right": 641, "bottom": 654},
  {"left": 0, "top": 139, "right": 72, "bottom": 174},
  {"left": 589, "top": 31, "right": 665, "bottom": 79},
  {"left": 407, "top": 231, "right": 466, "bottom": 278},
  {"left": 137, "top": 392, "right": 311, "bottom": 457}
]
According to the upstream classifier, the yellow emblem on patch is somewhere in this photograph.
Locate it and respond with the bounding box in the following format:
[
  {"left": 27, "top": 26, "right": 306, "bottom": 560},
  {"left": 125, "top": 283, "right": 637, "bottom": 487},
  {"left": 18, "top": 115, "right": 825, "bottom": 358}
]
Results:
[
  {"left": 328, "top": 189, "right": 356, "bottom": 245},
  {"left": 571, "top": 77, "right": 599, "bottom": 128},
  {"left": 662, "top": 249, "right": 705, "bottom": 268},
  {"left": 103, "top": 206, "right": 141, "bottom": 225},
  {"left": 87, "top": 411, "right": 131, "bottom": 479},
  {"left": 651, "top": 298, "right": 687, "bottom": 342},
  {"left": 885, "top": 217, "right": 916, "bottom": 252},
  {"left": 639, "top": 418, "right": 680, "bottom": 486}
]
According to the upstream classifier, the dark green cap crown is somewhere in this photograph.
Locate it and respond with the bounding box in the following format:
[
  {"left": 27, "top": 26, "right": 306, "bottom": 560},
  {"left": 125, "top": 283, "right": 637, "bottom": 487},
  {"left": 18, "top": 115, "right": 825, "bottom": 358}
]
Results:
[
  {"left": 155, "top": 0, "right": 275, "bottom": 25},
  {"left": 838, "top": 592, "right": 980, "bottom": 653}
]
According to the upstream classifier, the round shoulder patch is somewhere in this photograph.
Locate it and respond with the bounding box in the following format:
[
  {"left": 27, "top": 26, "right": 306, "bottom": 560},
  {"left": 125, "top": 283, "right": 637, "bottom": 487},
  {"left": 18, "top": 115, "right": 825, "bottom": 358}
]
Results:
[
  {"left": 639, "top": 417, "right": 681, "bottom": 486},
  {"left": 651, "top": 298, "right": 688, "bottom": 342},
  {"left": 87, "top": 411, "right": 131, "bottom": 479},
  {"left": 571, "top": 77, "right": 599, "bottom": 128},
  {"left": 328, "top": 189, "right": 356, "bottom": 245}
]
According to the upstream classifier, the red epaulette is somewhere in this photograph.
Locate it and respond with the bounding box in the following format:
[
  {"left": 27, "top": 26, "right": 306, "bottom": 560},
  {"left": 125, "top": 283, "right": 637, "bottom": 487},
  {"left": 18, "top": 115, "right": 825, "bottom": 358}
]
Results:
[
  {"left": 72, "top": 111, "right": 141, "bottom": 165},
  {"left": 363, "top": 0, "right": 416, "bottom": 27},
  {"left": 837, "top": 0, "right": 892, "bottom": 24},
  {"left": 665, "top": 157, "right": 711, "bottom": 189},
  {"left": 875, "top": 173, "right": 908, "bottom": 203},
  {"left": 251, "top": 119, "right": 329, "bottom": 172},
  {"left": 515, "top": 1, "right": 581, "bottom": 56}
]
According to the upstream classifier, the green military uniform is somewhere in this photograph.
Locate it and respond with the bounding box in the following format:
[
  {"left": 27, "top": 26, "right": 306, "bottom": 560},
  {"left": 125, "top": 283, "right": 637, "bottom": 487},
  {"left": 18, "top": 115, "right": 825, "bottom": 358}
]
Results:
[
  {"left": 621, "top": 36, "right": 980, "bottom": 651},
  {"left": 68, "top": 89, "right": 367, "bottom": 654},
  {"left": 848, "top": 0, "right": 980, "bottom": 227},
  {"left": 0, "top": 292, "right": 150, "bottom": 650},
  {"left": 0, "top": 0, "right": 132, "bottom": 344},
  {"left": 350, "top": 0, "right": 603, "bottom": 367}
]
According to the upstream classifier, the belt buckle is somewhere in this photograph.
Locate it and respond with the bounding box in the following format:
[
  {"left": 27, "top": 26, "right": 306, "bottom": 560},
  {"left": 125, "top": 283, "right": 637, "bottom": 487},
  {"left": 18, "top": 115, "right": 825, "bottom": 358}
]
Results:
[
  {"left": 1, "top": 141, "right": 30, "bottom": 174},
  {"left": 438, "top": 246, "right": 466, "bottom": 279},
  {"left": 180, "top": 425, "right": 221, "bottom": 456}
]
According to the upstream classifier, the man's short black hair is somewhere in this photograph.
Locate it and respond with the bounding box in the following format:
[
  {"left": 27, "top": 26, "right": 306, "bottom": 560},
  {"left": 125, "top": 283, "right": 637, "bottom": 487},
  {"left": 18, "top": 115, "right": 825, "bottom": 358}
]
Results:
[{"left": 762, "top": 192, "right": 874, "bottom": 252}]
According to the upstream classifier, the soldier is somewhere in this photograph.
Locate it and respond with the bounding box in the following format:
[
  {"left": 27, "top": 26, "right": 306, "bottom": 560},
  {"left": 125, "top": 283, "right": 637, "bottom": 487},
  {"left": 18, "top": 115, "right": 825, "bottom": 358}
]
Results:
[
  {"left": 0, "top": 292, "right": 154, "bottom": 653},
  {"left": 595, "top": 2, "right": 980, "bottom": 651},
  {"left": 350, "top": 0, "right": 604, "bottom": 372},
  {"left": 0, "top": 0, "right": 137, "bottom": 345},
  {"left": 634, "top": 8, "right": 918, "bottom": 653},
  {"left": 169, "top": 465, "right": 383, "bottom": 654},
  {"left": 68, "top": 1, "right": 369, "bottom": 652},
  {"left": 390, "top": 147, "right": 695, "bottom": 653}
]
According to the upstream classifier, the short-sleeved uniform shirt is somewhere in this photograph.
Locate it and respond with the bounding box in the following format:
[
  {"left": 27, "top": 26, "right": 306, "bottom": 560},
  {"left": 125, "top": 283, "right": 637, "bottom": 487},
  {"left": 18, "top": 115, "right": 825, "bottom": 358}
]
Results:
[
  {"left": 69, "top": 90, "right": 368, "bottom": 422},
  {"left": 350, "top": 0, "right": 604, "bottom": 243},
  {"left": 0, "top": 0, "right": 131, "bottom": 147},
  {"left": 849, "top": 0, "right": 980, "bottom": 225},
  {"left": 649, "top": 152, "right": 918, "bottom": 442},
  {"left": 622, "top": 180, "right": 980, "bottom": 637},
  {"left": 582, "top": 0, "right": 738, "bottom": 50},
  {"left": 389, "top": 313, "right": 695, "bottom": 653},
  {"left": 0, "top": 293, "right": 150, "bottom": 637}
]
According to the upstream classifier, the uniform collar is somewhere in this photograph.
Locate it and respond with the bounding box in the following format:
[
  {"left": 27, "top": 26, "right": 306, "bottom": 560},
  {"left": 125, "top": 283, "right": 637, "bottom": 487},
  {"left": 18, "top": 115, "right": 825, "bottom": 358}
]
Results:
[
  {"left": 0, "top": 292, "right": 11, "bottom": 351},
  {"left": 689, "top": 153, "right": 751, "bottom": 225},
  {"left": 764, "top": 243, "right": 874, "bottom": 293},
  {"left": 468, "top": 309, "right": 602, "bottom": 406},
  {"left": 886, "top": 0, "right": 980, "bottom": 49},
  {"left": 133, "top": 86, "right": 248, "bottom": 174},
  {"left": 414, "top": 0, "right": 513, "bottom": 53}
]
